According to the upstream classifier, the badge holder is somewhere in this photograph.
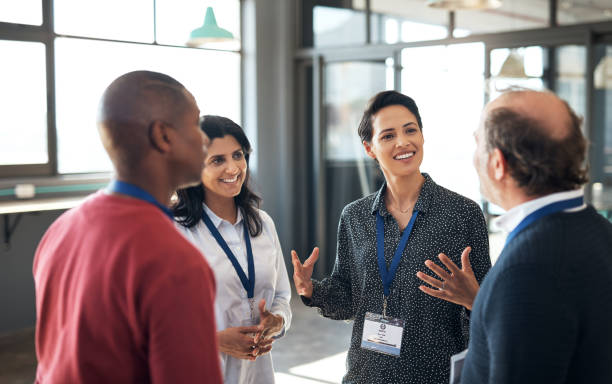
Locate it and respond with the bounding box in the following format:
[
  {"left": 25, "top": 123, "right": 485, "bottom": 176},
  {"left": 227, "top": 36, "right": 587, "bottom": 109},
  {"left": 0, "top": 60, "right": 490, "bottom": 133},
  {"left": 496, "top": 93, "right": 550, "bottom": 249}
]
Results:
[{"left": 360, "top": 296, "right": 405, "bottom": 357}]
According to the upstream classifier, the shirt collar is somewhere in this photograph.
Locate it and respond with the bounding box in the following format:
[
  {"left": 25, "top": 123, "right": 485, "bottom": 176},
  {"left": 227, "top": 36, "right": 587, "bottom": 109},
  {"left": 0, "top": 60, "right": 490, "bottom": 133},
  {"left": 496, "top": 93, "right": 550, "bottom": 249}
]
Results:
[
  {"left": 202, "top": 203, "right": 244, "bottom": 229},
  {"left": 371, "top": 173, "right": 435, "bottom": 216},
  {"left": 493, "top": 189, "right": 586, "bottom": 233}
]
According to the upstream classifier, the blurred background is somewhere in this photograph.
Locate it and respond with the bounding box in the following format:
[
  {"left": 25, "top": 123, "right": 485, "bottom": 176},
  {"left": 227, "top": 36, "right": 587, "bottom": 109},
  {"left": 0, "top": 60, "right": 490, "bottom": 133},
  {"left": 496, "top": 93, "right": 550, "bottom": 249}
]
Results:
[{"left": 1, "top": 0, "right": 612, "bottom": 382}]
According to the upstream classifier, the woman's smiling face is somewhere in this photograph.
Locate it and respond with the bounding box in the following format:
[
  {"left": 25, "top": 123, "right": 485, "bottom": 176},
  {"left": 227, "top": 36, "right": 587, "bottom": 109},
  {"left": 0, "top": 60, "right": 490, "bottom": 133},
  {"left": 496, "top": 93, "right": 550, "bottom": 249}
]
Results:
[
  {"left": 363, "top": 104, "right": 424, "bottom": 179},
  {"left": 201, "top": 135, "right": 248, "bottom": 200}
]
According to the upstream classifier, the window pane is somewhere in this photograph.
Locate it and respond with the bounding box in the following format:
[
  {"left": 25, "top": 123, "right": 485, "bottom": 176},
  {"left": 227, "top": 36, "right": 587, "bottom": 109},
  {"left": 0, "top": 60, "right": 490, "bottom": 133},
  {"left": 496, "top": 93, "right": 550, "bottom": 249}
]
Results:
[
  {"left": 401, "top": 43, "right": 485, "bottom": 203},
  {"left": 455, "top": 0, "right": 548, "bottom": 36},
  {"left": 593, "top": 44, "right": 612, "bottom": 183},
  {"left": 54, "top": 0, "right": 154, "bottom": 43},
  {"left": 363, "top": 0, "right": 449, "bottom": 43},
  {"left": 559, "top": 0, "right": 612, "bottom": 25},
  {"left": 0, "top": 0, "right": 42, "bottom": 25},
  {"left": 313, "top": 6, "right": 366, "bottom": 48},
  {"left": 556, "top": 45, "right": 586, "bottom": 120},
  {"left": 156, "top": 0, "right": 240, "bottom": 50},
  {"left": 55, "top": 38, "right": 240, "bottom": 174},
  {"left": 324, "top": 61, "right": 391, "bottom": 161},
  {"left": 0, "top": 40, "right": 47, "bottom": 165},
  {"left": 489, "top": 46, "right": 546, "bottom": 99}
]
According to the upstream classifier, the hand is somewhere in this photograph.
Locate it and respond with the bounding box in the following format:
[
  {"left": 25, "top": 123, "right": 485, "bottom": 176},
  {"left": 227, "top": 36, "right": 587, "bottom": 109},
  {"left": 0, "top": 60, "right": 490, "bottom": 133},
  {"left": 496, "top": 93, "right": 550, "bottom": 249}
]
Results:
[
  {"left": 416, "top": 246, "right": 480, "bottom": 310},
  {"left": 255, "top": 299, "right": 284, "bottom": 342},
  {"left": 291, "top": 247, "right": 319, "bottom": 298},
  {"left": 217, "top": 325, "right": 262, "bottom": 361}
]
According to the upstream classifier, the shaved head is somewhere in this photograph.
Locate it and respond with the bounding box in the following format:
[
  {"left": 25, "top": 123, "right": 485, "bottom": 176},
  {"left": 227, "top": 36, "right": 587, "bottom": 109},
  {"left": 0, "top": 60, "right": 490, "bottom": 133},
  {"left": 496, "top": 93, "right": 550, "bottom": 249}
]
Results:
[{"left": 97, "top": 71, "right": 196, "bottom": 171}]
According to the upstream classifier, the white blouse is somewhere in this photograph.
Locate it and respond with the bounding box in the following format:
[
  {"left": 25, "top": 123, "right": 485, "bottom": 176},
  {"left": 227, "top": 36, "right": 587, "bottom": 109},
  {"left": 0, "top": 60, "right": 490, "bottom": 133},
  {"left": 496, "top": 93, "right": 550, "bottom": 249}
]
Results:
[{"left": 176, "top": 203, "right": 292, "bottom": 384}]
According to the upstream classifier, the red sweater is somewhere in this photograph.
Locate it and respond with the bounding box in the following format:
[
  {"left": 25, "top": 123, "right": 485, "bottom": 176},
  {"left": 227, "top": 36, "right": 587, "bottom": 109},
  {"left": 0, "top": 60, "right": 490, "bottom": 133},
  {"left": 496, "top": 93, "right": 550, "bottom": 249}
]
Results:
[{"left": 33, "top": 191, "right": 222, "bottom": 383}]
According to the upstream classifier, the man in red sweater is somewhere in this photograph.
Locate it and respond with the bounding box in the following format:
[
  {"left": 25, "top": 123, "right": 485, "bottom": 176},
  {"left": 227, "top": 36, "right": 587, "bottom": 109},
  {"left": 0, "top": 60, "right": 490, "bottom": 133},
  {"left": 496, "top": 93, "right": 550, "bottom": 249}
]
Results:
[{"left": 33, "top": 71, "right": 223, "bottom": 383}]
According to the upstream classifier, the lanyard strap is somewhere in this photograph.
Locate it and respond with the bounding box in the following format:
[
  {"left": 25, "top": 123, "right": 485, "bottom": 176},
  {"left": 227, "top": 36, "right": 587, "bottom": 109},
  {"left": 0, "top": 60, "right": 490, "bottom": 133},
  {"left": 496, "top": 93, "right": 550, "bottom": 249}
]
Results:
[
  {"left": 202, "top": 209, "right": 255, "bottom": 299},
  {"left": 505, "top": 196, "right": 584, "bottom": 246},
  {"left": 106, "top": 180, "right": 174, "bottom": 220},
  {"left": 376, "top": 210, "right": 419, "bottom": 297}
]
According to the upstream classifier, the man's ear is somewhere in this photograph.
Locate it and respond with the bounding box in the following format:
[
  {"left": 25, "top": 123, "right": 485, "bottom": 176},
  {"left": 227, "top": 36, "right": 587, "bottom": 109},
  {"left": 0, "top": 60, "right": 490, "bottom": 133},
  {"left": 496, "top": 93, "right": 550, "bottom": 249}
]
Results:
[
  {"left": 363, "top": 140, "right": 376, "bottom": 160},
  {"left": 148, "top": 121, "right": 172, "bottom": 153},
  {"left": 489, "top": 148, "right": 507, "bottom": 181}
]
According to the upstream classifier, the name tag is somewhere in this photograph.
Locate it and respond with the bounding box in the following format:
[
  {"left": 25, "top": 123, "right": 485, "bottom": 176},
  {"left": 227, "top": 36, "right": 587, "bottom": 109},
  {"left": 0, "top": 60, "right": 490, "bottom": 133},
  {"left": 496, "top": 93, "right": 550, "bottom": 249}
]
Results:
[{"left": 360, "top": 312, "right": 405, "bottom": 357}]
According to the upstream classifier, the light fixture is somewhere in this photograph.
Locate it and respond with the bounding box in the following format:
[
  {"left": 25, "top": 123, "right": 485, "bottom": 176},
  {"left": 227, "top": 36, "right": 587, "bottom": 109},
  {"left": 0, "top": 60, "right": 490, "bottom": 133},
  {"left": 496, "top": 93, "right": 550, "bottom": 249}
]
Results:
[
  {"left": 186, "top": 7, "right": 234, "bottom": 47},
  {"left": 594, "top": 55, "right": 612, "bottom": 90},
  {"left": 426, "top": 0, "right": 502, "bottom": 10},
  {"left": 496, "top": 49, "right": 528, "bottom": 78}
]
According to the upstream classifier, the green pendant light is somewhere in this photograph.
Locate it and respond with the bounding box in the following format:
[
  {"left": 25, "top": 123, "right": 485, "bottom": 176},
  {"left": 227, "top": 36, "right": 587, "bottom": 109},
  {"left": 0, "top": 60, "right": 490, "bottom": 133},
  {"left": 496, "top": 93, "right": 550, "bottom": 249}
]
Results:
[{"left": 187, "top": 7, "right": 234, "bottom": 47}]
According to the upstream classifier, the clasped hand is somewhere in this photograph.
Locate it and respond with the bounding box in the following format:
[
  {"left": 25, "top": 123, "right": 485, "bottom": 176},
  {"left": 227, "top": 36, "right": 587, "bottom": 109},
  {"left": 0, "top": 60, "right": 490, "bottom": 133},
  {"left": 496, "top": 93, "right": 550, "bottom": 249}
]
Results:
[{"left": 218, "top": 299, "right": 284, "bottom": 361}]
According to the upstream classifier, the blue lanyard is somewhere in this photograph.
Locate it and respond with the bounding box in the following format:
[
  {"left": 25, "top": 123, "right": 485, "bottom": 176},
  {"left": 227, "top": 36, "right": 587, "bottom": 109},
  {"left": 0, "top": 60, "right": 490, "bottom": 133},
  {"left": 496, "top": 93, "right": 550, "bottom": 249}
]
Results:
[
  {"left": 106, "top": 180, "right": 174, "bottom": 220},
  {"left": 376, "top": 209, "right": 419, "bottom": 297},
  {"left": 505, "top": 196, "right": 584, "bottom": 246},
  {"left": 202, "top": 209, "right": 255, "bottom": 299}
]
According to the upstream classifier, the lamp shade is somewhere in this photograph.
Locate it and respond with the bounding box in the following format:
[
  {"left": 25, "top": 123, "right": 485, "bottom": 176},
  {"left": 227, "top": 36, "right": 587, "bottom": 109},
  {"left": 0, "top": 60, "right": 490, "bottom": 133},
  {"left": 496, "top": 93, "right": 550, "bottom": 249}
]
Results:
[
  {"left": 187, "top": 7, "right": 234, "bottom": 47},
  {"left": 426, "top": 0, "right": 502, "bottom": 10},
  {"left": 594, "top": 56, "right": 612, "bottom": 90},
  {"left": 497, "top": 50, "right": 527, "bottom": 78}
]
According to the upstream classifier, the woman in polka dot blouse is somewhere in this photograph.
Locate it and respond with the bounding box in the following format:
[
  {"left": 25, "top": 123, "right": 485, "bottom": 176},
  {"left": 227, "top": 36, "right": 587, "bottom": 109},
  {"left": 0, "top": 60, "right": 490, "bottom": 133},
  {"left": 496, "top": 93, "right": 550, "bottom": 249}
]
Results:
[{"left": 292, "top": 90, "right": 491, "bottom": 384}]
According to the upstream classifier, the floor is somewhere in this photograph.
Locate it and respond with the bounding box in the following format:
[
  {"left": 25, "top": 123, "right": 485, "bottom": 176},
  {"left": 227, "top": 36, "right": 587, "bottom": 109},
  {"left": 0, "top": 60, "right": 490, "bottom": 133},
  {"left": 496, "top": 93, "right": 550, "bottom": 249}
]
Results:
[
  {"left": 0, "top": 234, "right": 506, "bottom": 384},
  {"left": 0, "top": 328, "right": 36, "bottom": 384},
  {"left": 0, "top": 295, "right": 353, "bottom": 384}
]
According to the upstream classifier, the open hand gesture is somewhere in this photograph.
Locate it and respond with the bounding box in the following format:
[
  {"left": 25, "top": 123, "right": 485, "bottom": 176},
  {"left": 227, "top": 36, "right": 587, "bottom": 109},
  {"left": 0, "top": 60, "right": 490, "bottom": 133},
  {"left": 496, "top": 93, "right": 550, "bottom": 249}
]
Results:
[
  {"left": 416, "top": 246, "right": 480, "bottom": 310},
  {"left": 291, "top": 247, "right": 319, "bottom": 298}
]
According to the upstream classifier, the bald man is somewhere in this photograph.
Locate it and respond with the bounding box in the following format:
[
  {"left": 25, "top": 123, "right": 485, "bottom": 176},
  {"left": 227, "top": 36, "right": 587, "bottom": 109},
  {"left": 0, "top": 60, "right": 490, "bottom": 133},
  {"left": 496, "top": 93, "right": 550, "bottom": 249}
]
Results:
[
  {"left": 33, "top": 71, "right": 222, "bottom": 383},
  {"left": 460, "top": 90, "right": 612, "bottom": 383}
]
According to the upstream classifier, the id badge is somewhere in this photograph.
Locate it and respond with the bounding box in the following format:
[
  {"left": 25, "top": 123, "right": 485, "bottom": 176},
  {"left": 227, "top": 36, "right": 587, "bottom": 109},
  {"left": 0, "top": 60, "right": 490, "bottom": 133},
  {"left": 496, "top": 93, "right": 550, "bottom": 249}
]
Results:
[{"left": 361, "top": 312, "right": 405, "bottom": 357}]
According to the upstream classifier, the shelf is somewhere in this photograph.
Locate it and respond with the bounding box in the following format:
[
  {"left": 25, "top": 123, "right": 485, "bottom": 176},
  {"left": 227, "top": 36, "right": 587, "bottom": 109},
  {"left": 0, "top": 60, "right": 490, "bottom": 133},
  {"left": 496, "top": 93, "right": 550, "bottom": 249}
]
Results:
[{"left": 0, "top": 196, "right": 85, "bottom": 215}]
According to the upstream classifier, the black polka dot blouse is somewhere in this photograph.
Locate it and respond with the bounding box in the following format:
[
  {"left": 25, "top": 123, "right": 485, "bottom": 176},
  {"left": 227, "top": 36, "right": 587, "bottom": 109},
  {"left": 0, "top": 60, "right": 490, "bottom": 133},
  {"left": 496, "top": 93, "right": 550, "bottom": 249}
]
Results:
[{"left": 302, "top": 173, "right": 491, "bottom": 384}]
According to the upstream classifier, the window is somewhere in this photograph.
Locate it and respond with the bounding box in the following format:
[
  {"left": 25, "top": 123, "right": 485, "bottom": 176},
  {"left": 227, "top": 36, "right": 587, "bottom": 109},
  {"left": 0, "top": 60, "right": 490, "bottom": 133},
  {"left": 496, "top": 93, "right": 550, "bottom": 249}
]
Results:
[
  {"left": 455, "top": 0, "right": 548, "bottom": 36},
  {"left": 0, "top": 1, "right": 241, "bottom": 179},
  {"left": 313, "top": 6, "right": 367, "bottom": 48},
  {"left": 54, "top": 0, "right": 154, "bottom": 42},
  {"left": 55, "top": 38, "right": 240, "bottom": 173},
  {"left": 367, "top": 0, "right": 449, "bottom": 43},
  {"left": 0, "top": 0, "right": 42, "bottom": 25},
  {"left": 488, "top": 46, "right": 546, "bottom": 98},
  {"left": 402, "top": 43, "right": 485, "bottom": 203},
  {"left": 0, "top": 40, "right": 47, "bottom": 166},
  {"left": 558, "top": 0, "right": 612, "bottom": 25}
]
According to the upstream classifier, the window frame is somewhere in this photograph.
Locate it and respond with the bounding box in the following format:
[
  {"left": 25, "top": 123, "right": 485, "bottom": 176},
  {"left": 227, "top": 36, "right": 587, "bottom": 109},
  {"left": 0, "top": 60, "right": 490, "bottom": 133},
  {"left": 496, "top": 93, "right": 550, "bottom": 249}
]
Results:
[{"left": 0, "top": 0, "right": 242, "bottom": 197}]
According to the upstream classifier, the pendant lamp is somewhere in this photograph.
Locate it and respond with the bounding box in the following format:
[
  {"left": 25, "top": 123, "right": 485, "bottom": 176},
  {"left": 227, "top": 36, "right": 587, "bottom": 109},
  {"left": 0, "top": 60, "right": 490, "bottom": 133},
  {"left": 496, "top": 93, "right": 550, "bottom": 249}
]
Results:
[
  {"left": 187, "top": 7, "right": 234, "bottom": 47},
  {"left": 426, "top": 0, "right": 502, "bottom": 10},
  {"left": 594, "top": 56, "right": 612, "bottom": 90},
  {"left": 496, "top": 49, "right": 527, "bottom": 78}
]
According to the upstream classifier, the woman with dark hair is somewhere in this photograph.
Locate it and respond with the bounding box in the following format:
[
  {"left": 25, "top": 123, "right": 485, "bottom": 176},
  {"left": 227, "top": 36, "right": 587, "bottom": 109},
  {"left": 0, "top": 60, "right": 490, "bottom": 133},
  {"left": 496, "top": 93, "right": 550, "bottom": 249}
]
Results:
[
  {"left": 173, "top": 115, "right": 291, "bottom": 384},
  {"left": 292, "top": 91, "right": 491, "bottom": 383}
]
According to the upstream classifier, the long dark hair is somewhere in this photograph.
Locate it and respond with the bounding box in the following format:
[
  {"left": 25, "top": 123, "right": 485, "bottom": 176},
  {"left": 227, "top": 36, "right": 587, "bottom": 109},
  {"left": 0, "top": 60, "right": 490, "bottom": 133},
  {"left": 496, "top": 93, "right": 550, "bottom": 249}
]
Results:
[{"left": 173, "top": 115, "right": 263, "bottom": 237}]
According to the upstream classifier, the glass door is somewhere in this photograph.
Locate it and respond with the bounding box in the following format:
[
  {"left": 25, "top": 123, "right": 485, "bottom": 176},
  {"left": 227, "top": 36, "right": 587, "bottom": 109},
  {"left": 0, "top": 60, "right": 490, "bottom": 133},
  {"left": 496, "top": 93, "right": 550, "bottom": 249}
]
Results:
[{"left": 312, "top": 58, "right": 393, "bottom": 277}]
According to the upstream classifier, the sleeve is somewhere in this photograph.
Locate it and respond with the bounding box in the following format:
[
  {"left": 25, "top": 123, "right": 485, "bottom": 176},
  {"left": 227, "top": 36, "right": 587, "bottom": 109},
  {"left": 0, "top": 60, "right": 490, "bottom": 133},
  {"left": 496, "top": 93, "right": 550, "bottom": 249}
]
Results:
[
  {"left": 144, "top": 256, "right": 223, "bottom": 384},
  {"left": 301, "top": 209, "right": 354, "bottom": 320},
  {"left": 267, "top": 216, "right": 292, "bottom": 337},
  {"left": 481, "top": 265, "right": 577, "bottom": 384}
]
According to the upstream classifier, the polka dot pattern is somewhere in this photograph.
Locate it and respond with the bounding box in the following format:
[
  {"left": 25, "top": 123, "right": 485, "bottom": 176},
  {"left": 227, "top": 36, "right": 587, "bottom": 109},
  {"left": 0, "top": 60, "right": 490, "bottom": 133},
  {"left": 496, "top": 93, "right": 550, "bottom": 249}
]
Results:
[{"left": 302, "top": 173, "right": 491, "bottom": 384}]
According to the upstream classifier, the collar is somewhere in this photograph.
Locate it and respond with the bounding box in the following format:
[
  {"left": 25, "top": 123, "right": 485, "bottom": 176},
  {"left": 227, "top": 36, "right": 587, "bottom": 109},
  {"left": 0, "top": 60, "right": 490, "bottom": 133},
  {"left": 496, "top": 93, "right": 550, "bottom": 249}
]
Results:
[
  {"left": 493, "top": 189, "right": 586, "bottom": 233},
  {"left": 371, "top": 173, "right": 434, "bottom": 216},
  {"left": 202, "top": 203, "right": 244, "bottom": 229}
]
